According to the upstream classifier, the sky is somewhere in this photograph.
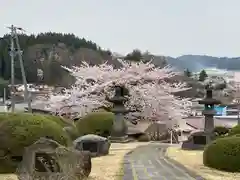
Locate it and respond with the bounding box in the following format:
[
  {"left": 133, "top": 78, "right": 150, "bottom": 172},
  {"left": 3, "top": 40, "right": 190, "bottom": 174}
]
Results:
[{"left": 1, "top": 0, "right": 240, "bottom": 57}]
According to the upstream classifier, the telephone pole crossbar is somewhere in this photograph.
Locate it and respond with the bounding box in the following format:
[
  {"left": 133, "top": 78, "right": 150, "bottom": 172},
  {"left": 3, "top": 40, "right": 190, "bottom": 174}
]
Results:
[{"left": 8, "top": 25, "right": 32, "bottom": 112}]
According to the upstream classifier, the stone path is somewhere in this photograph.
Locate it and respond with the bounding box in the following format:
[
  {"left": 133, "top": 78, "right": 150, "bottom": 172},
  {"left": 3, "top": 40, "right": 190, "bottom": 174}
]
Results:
[{"left": 123, "top": 143, "right": 204, "bottom": 180}]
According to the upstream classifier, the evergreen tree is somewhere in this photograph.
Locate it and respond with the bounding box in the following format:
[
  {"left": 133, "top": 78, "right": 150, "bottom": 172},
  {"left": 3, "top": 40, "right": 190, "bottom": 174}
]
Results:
[
  {"left": 0, "top": 32, "right": 110, "bottom": 86},
  {"left": 199, "top": 69, "right": 208, "bottom": 81},
  {"left": 124, "top": 49, "right": 142, "bottom": 61},
  {"left": 184, "top": 68, "right": 192, "bottom": 77}
]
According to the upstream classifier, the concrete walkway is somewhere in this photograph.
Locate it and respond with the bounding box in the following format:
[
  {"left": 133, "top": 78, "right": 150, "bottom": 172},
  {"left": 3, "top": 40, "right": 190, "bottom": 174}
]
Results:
[{"left": 123, "top": 143, "right": 204, "bottom": 180}]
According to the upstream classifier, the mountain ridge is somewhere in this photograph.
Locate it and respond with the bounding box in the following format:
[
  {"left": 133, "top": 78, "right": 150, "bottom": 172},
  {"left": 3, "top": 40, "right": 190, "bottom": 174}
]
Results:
[{"left": 165, "top": 55, "right": 240, "bottom": 72}]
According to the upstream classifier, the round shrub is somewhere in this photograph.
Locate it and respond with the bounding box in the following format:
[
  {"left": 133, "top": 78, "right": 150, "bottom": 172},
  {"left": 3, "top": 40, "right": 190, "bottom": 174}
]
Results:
[
  {"left": 76, "top": 112, "right": 114, "bottom": 137},
  {"left": 228, "top": 125, "right": 240, "bottom": 136},
  {"left": 63, "top": 126, "right": 80, "bottom": 140},
  {"left": 214, "top": 126, "right": 229, "bottom": 136},
  {"left": 42, "top": 114, "right": 79, "bottom": 140},
  {"left": 42, "top": 114, "right": 72, "bottom": 127},
  {"left": 137, "top": 134, "right": 151, "bottom": 142},
  {"left": 0, "top": 113, "right": 71, "bottom": 173},
  {"left": 203, "top": 136, "right": 240, "bottom": 172}
]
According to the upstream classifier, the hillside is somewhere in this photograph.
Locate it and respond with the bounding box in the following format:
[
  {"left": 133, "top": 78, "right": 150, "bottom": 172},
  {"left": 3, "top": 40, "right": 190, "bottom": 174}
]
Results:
[
  {"left": 0, "top": 32, "right": 120, "bottom": 87},
  {"left": 166, "top": 55, "right": 240, "bottom": 72},
  {"left": 0, "top": 32, "right": 237, "bottom": 101}
]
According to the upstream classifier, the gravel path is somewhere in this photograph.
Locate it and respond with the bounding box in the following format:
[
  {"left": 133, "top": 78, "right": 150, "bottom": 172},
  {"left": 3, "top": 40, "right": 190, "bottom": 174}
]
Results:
[{"left": 123, "top": 143, "right": 205, "bottom": 180}]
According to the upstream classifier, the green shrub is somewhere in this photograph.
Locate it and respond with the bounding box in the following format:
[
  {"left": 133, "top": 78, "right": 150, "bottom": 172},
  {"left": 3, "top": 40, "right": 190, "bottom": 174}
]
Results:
[
  {"left": 43, "top": 114, "right": 73, "bottom": 127},
  {"left": 203, "top": 136, "right": 240, "bottom": 172},
  {"left": 41, "top": 114, "right": 79, "bottom": 140},
  {"left": 214, "top": 126, "right": 229, "bottom": 136},
  {"left": 228, "top": 125, "right": 240, "bottom": 136},
  {"left": 0, "top": 112, "right": 71, "bottom": 173},
  {"left": 137, "top": 134, "right": 150, "bottom": 142},
  {"left": 63, "top": 126, "right": 80, "bottom": 140},
  {"left": 76, "top": 112, "right": 114, "bottom": 137}
]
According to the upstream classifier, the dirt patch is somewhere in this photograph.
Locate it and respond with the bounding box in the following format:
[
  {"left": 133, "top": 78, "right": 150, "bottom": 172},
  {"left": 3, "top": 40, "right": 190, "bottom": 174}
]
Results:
[
  {"left": 0, "top": 142, "right": 149, "bottom": 180},
  {"left": 166, "top": 146, "right": 240, "bottom": 180}
]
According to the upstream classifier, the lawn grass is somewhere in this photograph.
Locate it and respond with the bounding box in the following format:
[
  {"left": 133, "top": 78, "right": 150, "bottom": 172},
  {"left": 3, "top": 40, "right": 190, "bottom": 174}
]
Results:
[{"left": 166, "top": 147, "right": 240, "bottom": 180}]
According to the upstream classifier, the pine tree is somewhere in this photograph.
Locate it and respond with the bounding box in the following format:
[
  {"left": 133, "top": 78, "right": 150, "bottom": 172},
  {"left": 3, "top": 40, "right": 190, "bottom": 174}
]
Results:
[
  {"left": 184, "top": 69, "right": 192, "bottom": 77},
  {"left": 199, "top": 69, "right": 208, "bottom": 81}
]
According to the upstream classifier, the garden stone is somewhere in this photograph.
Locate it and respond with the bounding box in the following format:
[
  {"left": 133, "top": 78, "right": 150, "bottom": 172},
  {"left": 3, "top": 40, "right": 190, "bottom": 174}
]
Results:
[
  {"left": 181, "top": 130, "right": 216, "bottom": 150},
  {"left": 17, "top": 137, "right": 91, "bottom": 180},
  {"left": 73, "top": 134, "right": 111, "bottom": 157}
]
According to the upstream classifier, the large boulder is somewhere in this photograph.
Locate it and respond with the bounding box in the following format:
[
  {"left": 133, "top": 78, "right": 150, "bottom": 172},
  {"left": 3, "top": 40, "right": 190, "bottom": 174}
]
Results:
[
  {"left": 73, "top": 134, "right": 111, "bottom": 157},
  {"left": 181, "top": 131, "right": 215, "bottom": 150},
  {"left": 17, "top": 137, "right": 91, "bottom": 180}
]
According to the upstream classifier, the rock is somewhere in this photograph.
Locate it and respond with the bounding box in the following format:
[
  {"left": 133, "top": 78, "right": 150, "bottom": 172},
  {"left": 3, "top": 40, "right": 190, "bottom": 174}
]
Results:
[
  {"left": 73, "top": 134, "right": 111, "bottom": 157},
  {"left": 181, "top": 130, "right": 216, "bottom": 150},
  {"left": 17, "top": 137, "right": 91, "bottom": 180}
]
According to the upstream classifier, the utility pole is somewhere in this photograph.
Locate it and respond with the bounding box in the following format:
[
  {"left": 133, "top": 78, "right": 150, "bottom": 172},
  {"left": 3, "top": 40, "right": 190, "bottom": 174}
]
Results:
[
  {"left": 7, "top": 25, "right": 32, "bottom": 112},
  {"left": 9, "top": 25, "right": 16, "bottom": 112}
]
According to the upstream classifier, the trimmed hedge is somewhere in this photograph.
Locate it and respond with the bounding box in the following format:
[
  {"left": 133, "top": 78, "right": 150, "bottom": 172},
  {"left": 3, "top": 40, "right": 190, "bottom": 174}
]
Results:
[
  {"left": 42, "top": 114, "right": 71, "bottom": 127},
  {"left": 63, "top": 126, "right": 79, "bottom": 140},
  {"left": 0, "top": 112, "right": 71, "bottom": 173},
  {"left": 42, "top": 114, "right": 79, "bottom": 140},
  {"left": 228, "top": 125, "right": 240, "bottom": 136},
  {"left": 203, "top": 136, "right": 240, "bottom": 172},
  {"left": 76, "top": 112, "right": 114, "bottom": 137}
]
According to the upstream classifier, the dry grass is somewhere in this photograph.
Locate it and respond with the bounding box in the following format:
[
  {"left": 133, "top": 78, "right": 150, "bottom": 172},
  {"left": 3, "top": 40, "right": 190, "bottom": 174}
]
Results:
[
  {"left": 0, "top": 174, "right": 17, "bottom": 180},
  {"left": 0, "top": 142, "right": 149, "bottom": 180},
  {"left": 166, "top": 146, "right": 240, "bottom": 180}
]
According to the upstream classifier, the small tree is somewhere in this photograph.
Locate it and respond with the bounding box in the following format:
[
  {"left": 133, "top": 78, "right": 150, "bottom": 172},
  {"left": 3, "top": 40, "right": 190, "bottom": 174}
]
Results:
[
  {"left": 124, "top": 49, "right": 142, "bottom": 61},
  {"left": 184, "top": 69, "right": 192, "bottom": 77},
  {"left": 199, "top": 69, "right": 208, "bottom": 81}
]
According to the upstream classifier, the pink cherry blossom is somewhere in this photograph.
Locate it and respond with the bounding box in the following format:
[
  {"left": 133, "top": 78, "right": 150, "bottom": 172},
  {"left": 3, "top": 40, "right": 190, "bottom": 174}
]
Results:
[{"left": 41, "top": 59, "right": 192, "bottom": 128}]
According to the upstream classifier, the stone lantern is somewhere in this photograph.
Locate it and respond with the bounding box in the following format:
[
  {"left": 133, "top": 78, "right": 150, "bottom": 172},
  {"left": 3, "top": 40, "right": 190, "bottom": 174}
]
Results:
[
  {"left": 182, "top": 84, "right": 221, "bottom": 150},
  {"left": 198, "top": 84, "right": 221, "bottom": 133},
  {"left": 106, "top": 84, "right": 130, "bottom": 143}
]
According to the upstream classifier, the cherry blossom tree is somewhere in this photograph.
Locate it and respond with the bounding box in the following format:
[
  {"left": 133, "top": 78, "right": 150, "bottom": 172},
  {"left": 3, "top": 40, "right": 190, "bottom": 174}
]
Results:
[{"left": 41, "top": 59, "right": 192, "bottom": 129}]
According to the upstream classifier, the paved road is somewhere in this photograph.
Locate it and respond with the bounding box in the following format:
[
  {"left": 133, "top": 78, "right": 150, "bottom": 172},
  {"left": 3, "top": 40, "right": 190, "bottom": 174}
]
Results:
[{"left": 123, "top": 143, "right": 204, "bottom": 180}]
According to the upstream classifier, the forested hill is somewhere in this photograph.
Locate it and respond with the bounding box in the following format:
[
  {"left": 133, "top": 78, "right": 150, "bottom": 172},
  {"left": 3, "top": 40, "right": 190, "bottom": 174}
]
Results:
[
  {"left": 0, "top": 32, "right": 115, "bottom": 87},
  {"left": 166, "top": 55, "right": 240, "bottom": 72}
]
